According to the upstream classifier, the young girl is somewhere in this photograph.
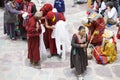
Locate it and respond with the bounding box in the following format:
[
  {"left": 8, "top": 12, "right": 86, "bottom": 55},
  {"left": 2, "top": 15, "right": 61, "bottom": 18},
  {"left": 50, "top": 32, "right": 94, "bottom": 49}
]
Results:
[{"left": 70, "top": 26, "right": 88, "bottom": 80}]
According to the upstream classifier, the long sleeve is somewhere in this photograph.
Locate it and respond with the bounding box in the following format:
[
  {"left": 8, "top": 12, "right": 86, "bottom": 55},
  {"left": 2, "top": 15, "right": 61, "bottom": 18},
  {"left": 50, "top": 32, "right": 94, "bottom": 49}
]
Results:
[
  {"left": 99, "top": 1, "right": 106, "bottom": 13},
  {"left": 26, "top": 17, "right": 41, "bottom": 37},
  {"left": 6, "top": 2, "right": 21, "bottom": 14},
  {"left": 71, "top": 35, "right": 80, "bottom": 48},
  {"left": 107, "top": 7, "right": 118, "bottom": 20}
]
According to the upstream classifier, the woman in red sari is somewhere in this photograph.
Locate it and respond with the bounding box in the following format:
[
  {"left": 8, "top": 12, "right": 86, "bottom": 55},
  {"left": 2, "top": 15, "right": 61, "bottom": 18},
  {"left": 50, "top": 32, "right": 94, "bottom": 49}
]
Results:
[{"left": 26, "top": 12, "right": 42, "bottom": 68}]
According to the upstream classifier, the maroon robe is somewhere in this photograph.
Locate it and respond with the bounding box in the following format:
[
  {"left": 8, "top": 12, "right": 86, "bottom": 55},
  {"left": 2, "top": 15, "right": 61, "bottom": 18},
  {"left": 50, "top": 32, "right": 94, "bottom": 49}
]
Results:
[
  {"left": 46, "top": 11, "right": 66, "bottom": 55},
  {"left": 88, "top": 18, "right": 105, "bottom": 46},
  {"left": 26, "top": 17, "right": 41, "bottom": 63},
  {"left": 40, "top": 3, "right": 53, "bottom": 49}
]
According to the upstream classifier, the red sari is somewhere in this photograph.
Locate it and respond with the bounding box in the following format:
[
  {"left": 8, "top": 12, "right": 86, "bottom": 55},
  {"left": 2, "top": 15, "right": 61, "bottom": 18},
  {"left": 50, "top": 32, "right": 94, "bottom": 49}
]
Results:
[
  {"left": 88, "top": 18, "right": 105, "bottom": 46},
  {"left": 26, "top": 17, "right": 41, "bottom": 63},
  {"left": 46, "top": 11, "right": 65, "bottom": 55}
]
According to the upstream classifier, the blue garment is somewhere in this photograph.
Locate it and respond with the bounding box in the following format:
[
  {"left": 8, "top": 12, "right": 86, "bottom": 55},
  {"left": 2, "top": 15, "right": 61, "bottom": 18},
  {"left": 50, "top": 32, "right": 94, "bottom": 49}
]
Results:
[
  {"left": 54, "top": 0, "right": 65, "bottom": 13},
  {"left": 107, "top": 24, "right": 112, "bottom": 27}
]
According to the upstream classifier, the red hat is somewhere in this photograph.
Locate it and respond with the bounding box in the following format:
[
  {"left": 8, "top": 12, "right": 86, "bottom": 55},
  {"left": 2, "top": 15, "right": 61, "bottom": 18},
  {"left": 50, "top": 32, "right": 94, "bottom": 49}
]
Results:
[
  {"left": 46, "top": 11, "right": 55, "bottom": 21},
  {"left": 16, "top": 0, "right": 23, "bottom": 4},
  {"left": 40, "top": 3, "right": 53, "bottom": 16}
]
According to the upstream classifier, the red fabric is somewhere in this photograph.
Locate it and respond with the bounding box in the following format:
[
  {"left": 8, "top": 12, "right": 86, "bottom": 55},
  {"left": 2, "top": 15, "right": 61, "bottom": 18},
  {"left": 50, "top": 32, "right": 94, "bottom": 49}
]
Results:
[
  {"left": 28, "top": 36, "right": 40, "bottom": 62},
  {"left": 43, "top": 27, "right": 50, "bottom": 49},
  {"left": 23, "top": 2, "right": 34, "bottom": 15},
  {"left": 40, "top": 3, "right": 53, "bottom": 16},
  {"left": 93, "top": 46, "right": 108, "bottom": 64},
  {"left": 39, "top": 4, "right": 52, "bottom": 49},
  {"left": 117, "top": 26, "right": 120, "bottom": 39},
  {"left": 48, "top": 29, "right": 57, "bottom": 54},
  {"left": 46, "top": 11, "right": 65, "bottom": 26},
  {"left": 16, "top": 0, "right": 23, "bottom": 4},
  {"left": 26, "top": 17, "right": 41, "bottom": 37},
  {"left": 88, "top": 18, "right": 105, "bottom": 46}
]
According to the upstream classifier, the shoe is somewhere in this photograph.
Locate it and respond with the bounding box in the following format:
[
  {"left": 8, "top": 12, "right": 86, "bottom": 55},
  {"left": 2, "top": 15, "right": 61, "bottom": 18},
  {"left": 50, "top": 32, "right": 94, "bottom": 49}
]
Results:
[
  {"left": 33, "top": 62, "right": 41, "bottom": 69},
  {"left": 30, "top": 60, "right": 33, "bottom": 64},
  {"left": 11, "top": 37, "right": 16, "bottom": 40},
  {"left": 77, "top": 74, "right": 84, "bottom": 80},
  {"left": 47, "top": 55, "right": 53, "bottom": 58},
  {"left": 58, "top": 53, "right": 62, "bottom": 58},
  {"left": 22, "top": 37, "right": 27, "bottom": 40},
  {"left": 78, "top": 76, "right": 84, "bottom": 80}
]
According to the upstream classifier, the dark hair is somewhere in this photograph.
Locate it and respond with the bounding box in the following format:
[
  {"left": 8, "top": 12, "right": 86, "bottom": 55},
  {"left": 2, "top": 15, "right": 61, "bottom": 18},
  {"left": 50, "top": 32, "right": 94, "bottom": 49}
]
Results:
[
  {"left": 24, "top": 0, "right": 31, "bottom": 2},
  {"left": 106, "top": 1, "right": 114, "bottom": 9},
  {"left": 78, "top": 26, "right": 85, "bottom": 31}
]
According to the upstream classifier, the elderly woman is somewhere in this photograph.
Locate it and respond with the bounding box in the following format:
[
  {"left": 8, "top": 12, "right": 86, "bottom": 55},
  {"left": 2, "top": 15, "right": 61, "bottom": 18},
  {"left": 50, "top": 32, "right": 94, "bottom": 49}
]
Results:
[
  {"left": 26, "top": 12, "right": 42, "bottom": 68},
  {"left": 70, "top": 26, "right": 88, "bottom": 80}
]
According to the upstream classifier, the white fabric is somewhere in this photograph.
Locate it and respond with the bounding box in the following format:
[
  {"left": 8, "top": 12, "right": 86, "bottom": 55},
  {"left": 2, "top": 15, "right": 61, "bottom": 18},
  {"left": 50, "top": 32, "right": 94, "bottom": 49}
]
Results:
[
  {"left": 52, "top": 8, "right": 57, "bottom": 12},
  {"left": 52, "top": 20, "right": 70, "bottom": 60},
  {"left": 22, "top": 12, "right": 28, "bottom": 19},
  {"left": 39, "top": 24, "right": 46, "bottom": 55},
  {"left": 93, "top": 1, "right": 97, "bottom": 10},
  {"left": 99, "top": 1, "right": 106, "bottom": 13},
  {"left": 107, "top": 7, "right": 118, "bottom": 21}
]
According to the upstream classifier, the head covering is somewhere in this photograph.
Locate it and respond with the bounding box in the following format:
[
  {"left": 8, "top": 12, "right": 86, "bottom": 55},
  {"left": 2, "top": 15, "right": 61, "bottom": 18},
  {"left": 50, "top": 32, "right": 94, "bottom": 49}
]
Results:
[
  {"left": 16, "top": 0, "right": 23, "bottom": 4},
  {"left": 46, "top": 11, "right": 55, "bottom": 21},
  {"left": 102, "top": 29, "right": 114, "bottom": 38},
  {"left": 88, "top": 12, "right": 102, "bottom": 22},
  {"left": 40, "top": 3, "right": 53, "bottom": 16}
]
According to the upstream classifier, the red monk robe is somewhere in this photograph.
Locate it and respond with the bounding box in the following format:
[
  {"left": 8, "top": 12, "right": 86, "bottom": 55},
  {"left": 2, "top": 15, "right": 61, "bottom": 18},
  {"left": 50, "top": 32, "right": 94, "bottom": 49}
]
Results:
[
  {"left": 88, "top": 17, "right": 105, "bottom": 46},
  {"left": 46, "top": 11, "right": 66, "bottom": 55},
  {"left": 40, "top": 3, "right": 53, "bottom": 49},
  {"left": 26, "top": 16, "right": 42, "bottom": 63}
]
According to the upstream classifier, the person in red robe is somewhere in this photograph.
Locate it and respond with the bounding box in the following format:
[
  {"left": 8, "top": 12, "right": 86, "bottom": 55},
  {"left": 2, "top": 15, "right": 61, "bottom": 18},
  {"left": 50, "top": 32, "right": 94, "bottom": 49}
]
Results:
[
  {"left": 45, "top": 11, "right": 66, "bottom": 58},
  {"left": 26, "top": 12, "right": 42, "bottom": 68},
  {"left": 39, "top": 3, "right": 53, "bottom": 49},
  {"left": 83, "top": 12, "right": 105, "bottom": 46}
]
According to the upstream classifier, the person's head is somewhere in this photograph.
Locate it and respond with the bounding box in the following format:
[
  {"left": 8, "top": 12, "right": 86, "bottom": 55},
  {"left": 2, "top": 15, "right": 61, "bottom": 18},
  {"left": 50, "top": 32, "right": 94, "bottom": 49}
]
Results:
[
  {"left": 46, "top": 11, "right": 56, "bottom": 26},
  {"left": 106, "top": 1, "right": 114, "bottom": 10},
  {"left": 10, "top": 0, "right": 16, "bottom": 3},
  {"left": 78, "top": 26, "right": 86, "bottom": 36},
  {"left": 16, "top": 0, "right": 23, "bottom": 4},
  {"left": 34, "top": 12, "right": 43, "bottom": 20},
  {"left": 23, "top": 0, "right": 31, "bottom": 4},
  {"left": 40, "top": 3, "right": 53, "bottom": 16}
]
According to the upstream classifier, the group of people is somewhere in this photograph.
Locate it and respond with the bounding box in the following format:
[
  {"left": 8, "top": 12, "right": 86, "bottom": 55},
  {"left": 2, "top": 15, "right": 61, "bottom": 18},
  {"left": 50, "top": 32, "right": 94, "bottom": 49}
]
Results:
[
  {"left": 70, "top": 0, "right": 120, "bottom": 79},
  {"left": 3, "top": 0, "right": 69, "bottom": 68},
  {"left": 3, "top": 0, "right": 120, "bottom": 80}
]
